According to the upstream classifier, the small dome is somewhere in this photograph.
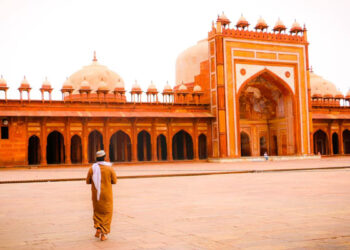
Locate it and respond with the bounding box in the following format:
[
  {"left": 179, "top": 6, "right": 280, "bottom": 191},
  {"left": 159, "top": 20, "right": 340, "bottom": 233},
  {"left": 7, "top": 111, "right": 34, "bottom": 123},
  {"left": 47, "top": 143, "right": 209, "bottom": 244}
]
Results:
[
  {"left": 147, "top": 81, "right": 157, "bottom": 92},
  {"left": 323, "top": 93, "right": 333, "bottom": 98},
  {"left": 217, "top": 12, "right": 231, "bottom": 26},
  {"left": 290, "top": 19, "right": 303, "bottom": 34},
  {"left": 193, "top": 84, "right": 202, "bottom": 92},
  {"left": 42, "top": 77, "right": 51, "bottom": 88},
  {"left": 62, "top": 77, "right": 73, "bottom": 89},
  {"left": 20, "top": 76, "right": 30, "bottom": 88},
  {"left": 179, "top": 82, "right": 188, "bottom": 91},
  {"left": 0, "top": 75, "right": 7, "bottom": 87},
  {"left": 115, "top": 79, "right": 124, "bottom": 89},
  {"left": 273, "top": 18, "right": 286, "bottom": 33},
  {"left": 163, "top": 81, "right": 172, "bottom": 91},
  {"left": 255, "top": 17, "right": 268, "bottom": 31},
  {"left": 98, "top": 79, "right": 109, "bottom": 91},
  {"left": 335, "top": 90, "right": 344, "bottom": 99},
  {"left": 80, "top": 77, "right": 91, "bottom": 90},
  {"left": 131, "top": 80, "right": 142, "bottom": 91},
  {"left": 236, "top": 14, "right": 249, "bottom": 29}
]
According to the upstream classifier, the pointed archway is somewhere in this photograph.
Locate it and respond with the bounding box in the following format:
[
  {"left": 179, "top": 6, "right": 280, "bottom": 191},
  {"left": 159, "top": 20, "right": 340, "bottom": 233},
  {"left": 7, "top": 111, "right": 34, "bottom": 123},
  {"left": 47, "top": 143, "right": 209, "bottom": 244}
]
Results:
[
  {"left": 238, "top": 69, "right": 296, "bottom": 156},
  {"left": 137, "top": 130, "right": 151, "bottom": 161},
  {"left": 47, "top": 131, "right": 65, "bottom": 164},
  {"left": 157, "top": 134, "right": 167, "bottom": 161},
  {"left": 343, "top": 130, "right": 350, "bottom": 154},
  {"left": 314, "top": 130, "right": 328, "bottom": 155},
  {"left": 71, "top": 135, "right": 82, "bottom": 163},
  {"left": 172, "top": 130, "right": 193, "bottom": 160},
  {"left": 88, "top": 130, "right": 104, "bottom": 163},
  {"left": 28, "top": 135, "right": 41, "bottom": 165},
  {"left": 332, "top": 133, "right": 339, "bottom": 155},
  {"left": 240, "top": 132, "right": 251, "bottom": 156},
  {"left": 109, "top": 130, "right": 131, "bottom": 162}
]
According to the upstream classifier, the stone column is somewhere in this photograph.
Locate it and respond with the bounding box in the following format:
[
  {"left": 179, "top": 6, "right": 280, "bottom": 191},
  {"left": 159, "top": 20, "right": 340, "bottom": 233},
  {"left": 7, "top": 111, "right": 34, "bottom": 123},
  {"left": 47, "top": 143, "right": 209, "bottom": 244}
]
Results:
[
  {"left": 132, "top": 119, "right": 137, "bottom": 162},
  {"left": 151, "top": 121, "right": 157, "bottom": 161},
  {"left": 167, "top": 119, "right": 173, "bottom": 161},
  {"left": 40, "top": 118, "right": 47, "bottom": 165},
  {"left": 104, "top": 118, "right": 110, "bottom": 161},
  {"left": 193, "top": 119, "right": 199, "bottom": 160},
  {"left": 82, "top": 118, "right": 89, "bottom": 164}
]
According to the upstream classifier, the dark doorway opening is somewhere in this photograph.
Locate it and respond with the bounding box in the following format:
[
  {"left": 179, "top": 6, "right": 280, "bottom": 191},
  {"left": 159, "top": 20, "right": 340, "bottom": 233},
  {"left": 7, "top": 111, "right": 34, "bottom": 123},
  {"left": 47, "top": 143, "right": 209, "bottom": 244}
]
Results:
[
  {"left": 314, "top": 130, "right": 328, "bottom": 155},
  {"left": 198, "top": 134, "right": 207, "bottom": 159},
  {"left": 157, "top": 134, "right": 167, "bottom": 160},
  {"left": 109, "top": 131, "right": 131, "bottom": 162},
  {"left": 172, "top": 130, "right": 194, "bottom": 160},
  {"left": 332, "top": 133, "right": 339, "bottom": 155},
  {"left": 71, "top": 135, "right": 82, "bottom": 163},
  {"left": 28, "top": 135, "right": 40, "bottom": 165},
  {"left": 137, "top": 130, "right": 151, "bottom": 161},
  {"left": 240, "top": 132, "right": 251, "bottom": 156},
  {"left": 88, "top": 130, "right": 104, "bottom": 163},
  {"left": 47, "top": 131, "right": 65, "bottom": 164}
]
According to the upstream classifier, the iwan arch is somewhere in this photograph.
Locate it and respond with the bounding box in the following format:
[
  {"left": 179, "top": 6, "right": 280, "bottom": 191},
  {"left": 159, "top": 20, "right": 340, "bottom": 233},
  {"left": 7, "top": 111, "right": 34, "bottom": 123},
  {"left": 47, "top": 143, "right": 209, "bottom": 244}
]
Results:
[{"left": 0, "top": 13, "right": 349, "bottom": 167}]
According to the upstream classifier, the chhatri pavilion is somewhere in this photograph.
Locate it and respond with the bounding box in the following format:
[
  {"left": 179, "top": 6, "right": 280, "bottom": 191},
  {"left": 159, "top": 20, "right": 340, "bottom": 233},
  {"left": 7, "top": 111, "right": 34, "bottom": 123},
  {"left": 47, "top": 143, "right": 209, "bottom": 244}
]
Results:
[{"left": 0, "top": 14, "right": 348, "bottom": 166}]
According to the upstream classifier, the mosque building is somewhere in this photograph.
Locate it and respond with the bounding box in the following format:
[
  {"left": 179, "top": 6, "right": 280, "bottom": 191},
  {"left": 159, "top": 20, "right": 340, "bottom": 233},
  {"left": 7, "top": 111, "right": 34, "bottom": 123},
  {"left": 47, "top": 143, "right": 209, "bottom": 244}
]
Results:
[{"left": 0, "top": 14, "right": 348, "bottom": 166}]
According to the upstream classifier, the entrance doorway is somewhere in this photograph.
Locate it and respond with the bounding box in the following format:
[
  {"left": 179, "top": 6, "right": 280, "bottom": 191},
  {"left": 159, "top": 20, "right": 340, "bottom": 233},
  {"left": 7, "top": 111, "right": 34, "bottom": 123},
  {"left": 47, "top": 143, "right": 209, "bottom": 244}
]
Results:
[
  {"left": 88, "top": 130, "right": 104, "bottom": 163},
  {"left": 109, "top": 130, "right": 131, "bottom": 162},
  {"left": 47, "top": 131, "right": 65, "bottom": 164},
  {"left": 71, "top": 135, "right": 82, "bottom": 163},
  {"left": 157, "top": 134, "right": 167, "bottom": 160},
  {"left": 28, "top": 135, "right": 40, "bottom": 164},
  {"left": 137, "top": 130, "right": 151, "bottom": 161},
  {"left": 172, "top": 130, "right": 193, "bottom": 160}
]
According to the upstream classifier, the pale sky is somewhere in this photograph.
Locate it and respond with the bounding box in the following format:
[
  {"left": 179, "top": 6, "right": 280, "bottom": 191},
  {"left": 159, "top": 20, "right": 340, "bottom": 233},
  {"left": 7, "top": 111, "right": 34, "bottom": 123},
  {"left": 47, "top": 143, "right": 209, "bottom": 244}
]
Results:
[{"left": 0, "top": 0, "right": 349, "bottom": 100}]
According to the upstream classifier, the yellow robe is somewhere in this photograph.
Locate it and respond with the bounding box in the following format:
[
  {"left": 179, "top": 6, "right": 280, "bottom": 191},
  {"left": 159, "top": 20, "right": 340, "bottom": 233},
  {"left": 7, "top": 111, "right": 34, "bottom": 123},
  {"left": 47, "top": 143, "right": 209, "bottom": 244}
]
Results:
[{"left": 86, "top": 164, "right": 117, "bottom": 234}]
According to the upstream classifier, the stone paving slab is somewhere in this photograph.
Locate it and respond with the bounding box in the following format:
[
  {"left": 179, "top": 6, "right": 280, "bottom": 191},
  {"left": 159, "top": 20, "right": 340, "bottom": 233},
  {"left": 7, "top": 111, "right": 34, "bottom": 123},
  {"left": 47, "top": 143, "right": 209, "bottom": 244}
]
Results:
[
  {"left": 0, "top": 169, "right": 350, "bottom": 249},
  {"left": 0, "top": 157, "right": 350, "bottom": 182}
]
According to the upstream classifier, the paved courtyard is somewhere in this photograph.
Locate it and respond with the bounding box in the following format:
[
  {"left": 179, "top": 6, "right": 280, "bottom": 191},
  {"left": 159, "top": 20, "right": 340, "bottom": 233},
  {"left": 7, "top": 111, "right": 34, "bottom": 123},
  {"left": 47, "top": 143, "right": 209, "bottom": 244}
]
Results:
[{"left": 1, "top": 166, "right": 350, "bottom": 249}]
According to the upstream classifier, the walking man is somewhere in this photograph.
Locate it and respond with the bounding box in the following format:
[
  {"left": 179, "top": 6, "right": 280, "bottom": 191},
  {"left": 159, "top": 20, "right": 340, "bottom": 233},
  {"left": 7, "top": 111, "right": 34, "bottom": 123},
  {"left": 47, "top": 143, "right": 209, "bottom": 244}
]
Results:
[{"left": 86, "top": 150, "right": 117, "bottom": 241}]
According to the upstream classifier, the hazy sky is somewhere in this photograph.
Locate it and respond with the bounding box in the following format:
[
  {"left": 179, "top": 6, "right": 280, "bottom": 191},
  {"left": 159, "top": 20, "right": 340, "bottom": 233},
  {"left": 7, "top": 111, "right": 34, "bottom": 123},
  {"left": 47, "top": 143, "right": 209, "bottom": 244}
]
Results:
[{"left": 0, "top": 0, "right": 349, "bottom": 100}]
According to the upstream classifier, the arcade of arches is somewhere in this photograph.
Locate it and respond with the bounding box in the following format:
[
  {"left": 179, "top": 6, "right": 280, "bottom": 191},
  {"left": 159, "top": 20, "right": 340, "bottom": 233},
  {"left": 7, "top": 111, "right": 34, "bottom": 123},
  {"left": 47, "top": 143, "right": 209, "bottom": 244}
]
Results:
[
  {"left": 25, "top": 121, "right": 209, "bottom": 165},
  {"left": 313, "top": 128, "right": 350, "bottom": 155},
  {"left": 238, "top": 72, "right": 295, "bottom": 157}
]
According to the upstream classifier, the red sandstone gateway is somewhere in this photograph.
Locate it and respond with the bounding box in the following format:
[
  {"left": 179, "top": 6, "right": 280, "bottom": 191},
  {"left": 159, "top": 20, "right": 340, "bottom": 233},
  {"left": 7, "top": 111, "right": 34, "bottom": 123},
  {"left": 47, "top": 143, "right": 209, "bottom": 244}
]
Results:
[{"left": 0, "top": 15, "right": 347, "bottom": 167}]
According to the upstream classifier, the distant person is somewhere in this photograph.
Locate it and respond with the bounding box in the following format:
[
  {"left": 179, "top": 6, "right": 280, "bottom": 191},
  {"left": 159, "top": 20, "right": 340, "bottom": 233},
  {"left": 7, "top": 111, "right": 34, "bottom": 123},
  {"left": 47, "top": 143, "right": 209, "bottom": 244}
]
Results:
[
  {"left": 86, "top": 150, "right": 117, "bottom": 241},
  {"left": 264, "top": 151, "right": 268, "bottom": 161}
]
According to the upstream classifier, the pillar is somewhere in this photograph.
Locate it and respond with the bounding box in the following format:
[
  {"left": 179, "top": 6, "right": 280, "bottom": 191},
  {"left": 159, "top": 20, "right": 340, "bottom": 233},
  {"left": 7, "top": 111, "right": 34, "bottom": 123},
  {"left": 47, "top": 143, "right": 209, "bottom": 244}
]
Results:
[
  {"left": 40, "top": 118, "right": 47, "bottom": 165},
  {"left": 65, "top": 118, "right": 71, "bottom": 164},
  {"left": 151, "top": 121, "right": 157, "bottom": 161},
  {"left": 82, "top": 119, "right": 89, "bottom": 164},
  {"left": 104, "top": 118, "right": 110, "bottom": 161},
  {"left": 167, "top": 119, "right": 173, "bottom": 161},
  {"left": 193, "top": 119, "right": 199, "bottom": 160},
  {"left": 339, "top": 120, "right": 344, "bottom": 154},
  {"left": 132, "top": 119, "right": 137, "bottom": 162}
]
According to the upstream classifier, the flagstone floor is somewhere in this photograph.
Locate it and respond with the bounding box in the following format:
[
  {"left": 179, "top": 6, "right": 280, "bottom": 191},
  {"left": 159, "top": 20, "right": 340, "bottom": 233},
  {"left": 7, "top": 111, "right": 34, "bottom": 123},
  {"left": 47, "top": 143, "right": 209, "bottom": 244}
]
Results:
[{"left": 0, "top": 168, "right": 350, "bottom": 249}]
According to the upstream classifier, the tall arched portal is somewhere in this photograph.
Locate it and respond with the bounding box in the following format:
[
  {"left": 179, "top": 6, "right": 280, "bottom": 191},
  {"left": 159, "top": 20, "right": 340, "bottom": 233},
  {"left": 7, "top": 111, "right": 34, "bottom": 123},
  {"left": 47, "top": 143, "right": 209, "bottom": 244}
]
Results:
[
  {"left": 332, "top": 133, "right": 339, "bottom": 155},
  {"left": 157, "top": 134, "right": 167, "bottom": 161},
  {"left": 172, "top": 130, "right": 194, "bottom": 160},
  {"left": 28, "top": 135, "right": 40, "bottom": 165},
  {"left": 137, "top": 130, "right": 151, "bottom": 161},
  {"left": 240, "top": 132, "right": 251, "bottom": 156},
  {"left": 238, "top": 71, "right": 295, "bottom": 156},
  {"left": 198, "top": 134, "right": 207, "bottom": 159},
  {"left": 71, "top": 135, "right": 82, "bottom": 163},
  {"left": 47, "top": 131, "right": 65, "bottom": 164},
  {"left": 109, "top": 131, "right": 131, "bottom": 162},
  {"left": 313, "top": 130, "right": 328, "bottom": 155},
  {"left": 343, "top": 130, "right": 350, "bottom": 154},
  {"left": 88, "top": 130, "right": 104, "bottom": 163}
]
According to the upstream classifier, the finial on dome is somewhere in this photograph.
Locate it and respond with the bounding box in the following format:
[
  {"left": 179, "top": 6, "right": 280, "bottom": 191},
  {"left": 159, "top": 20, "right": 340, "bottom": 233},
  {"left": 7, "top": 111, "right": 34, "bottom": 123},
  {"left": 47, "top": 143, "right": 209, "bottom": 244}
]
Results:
[{"left": 93, "top": 51, "right": 97, "bottom": 62}]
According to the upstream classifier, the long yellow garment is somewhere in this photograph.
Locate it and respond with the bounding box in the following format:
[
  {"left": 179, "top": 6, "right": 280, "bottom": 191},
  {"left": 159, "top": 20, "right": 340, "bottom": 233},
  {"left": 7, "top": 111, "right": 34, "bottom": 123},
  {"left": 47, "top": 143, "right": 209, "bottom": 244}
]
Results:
[{"left": 86, "top": 164, "right": 117, "bottom": 234}]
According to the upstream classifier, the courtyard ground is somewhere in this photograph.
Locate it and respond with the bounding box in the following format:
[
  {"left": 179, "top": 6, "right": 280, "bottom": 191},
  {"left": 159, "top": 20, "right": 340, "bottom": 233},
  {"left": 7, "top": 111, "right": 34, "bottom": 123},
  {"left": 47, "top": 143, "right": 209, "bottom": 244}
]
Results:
[{"left": 0, "top": 158, "right": 350, "bottom": 249}]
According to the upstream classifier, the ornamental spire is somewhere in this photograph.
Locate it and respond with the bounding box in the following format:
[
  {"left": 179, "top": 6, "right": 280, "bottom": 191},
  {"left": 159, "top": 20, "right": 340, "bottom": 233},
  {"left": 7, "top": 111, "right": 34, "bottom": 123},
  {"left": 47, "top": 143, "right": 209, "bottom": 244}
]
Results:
[{"left": 93, "top": 51, "right": 97, "bottom": 62}]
